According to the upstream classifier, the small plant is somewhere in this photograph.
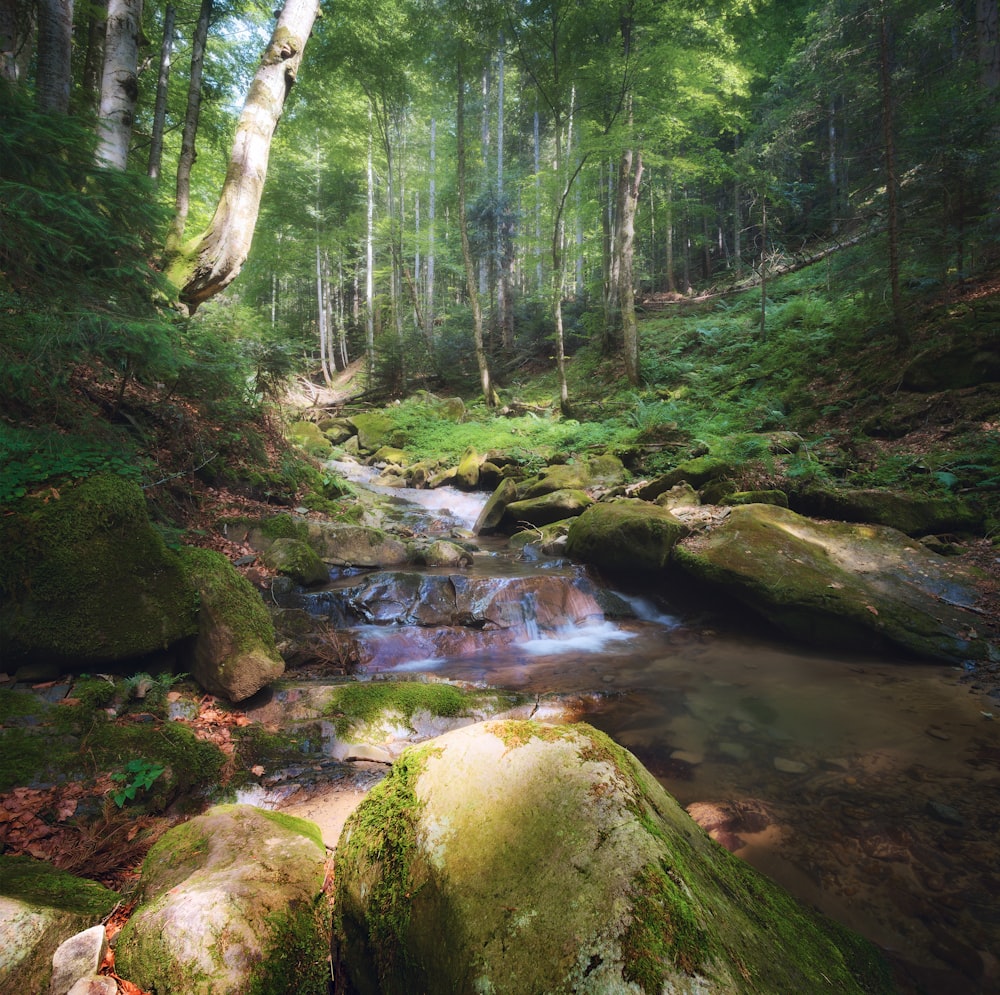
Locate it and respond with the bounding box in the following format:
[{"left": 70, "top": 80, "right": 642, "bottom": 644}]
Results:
[
  {"left": 110, "top": 758, "right": 166, "bottom": 808},
  {"left": 120, "top": 671, "right": 186, "bottom": 716}
]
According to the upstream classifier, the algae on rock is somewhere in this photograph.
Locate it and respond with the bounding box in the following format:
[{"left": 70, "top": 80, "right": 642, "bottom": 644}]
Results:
[{"left": 333, "top": 720, "right": 894, "bottom": 995}]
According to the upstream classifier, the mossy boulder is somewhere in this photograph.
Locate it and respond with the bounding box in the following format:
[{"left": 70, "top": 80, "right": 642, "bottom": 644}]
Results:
[
  {"left": 179, "top": 548, "right": 284, "bottom": 702},
  {"left": 261, "top": 538, "right": 329, "bottom": 586},
  {"left": 319, "top": 417, "right": 356, "bottom": 445},
  {"left": 115, "top": 804, "right": 329, "bottom": 995},
  {"left": 673, "top": 504, "right": 994, "bottom": 663},
  {"left": 286, "top": 421, "right": 333, "bottom": 458},
  {"left": 454, "top": 446, "right": 483, "bottom": 490},
  {"left": 654, "top": 482, "right": 700, "bottom": 510},
  {"left": 332, "top": 721, "right": 894, "bottom": 995},
  {"left": 473, "top": 478, "right": 518, "bottom": 535},
  {"left": 0, "top": 475, "right": 199, "bottom": 670},
  {"left": 635, "top": 456, "right": 735, "bottom": 501},
  {"left": 501, "top": 488, "right": 594, "bottom": 528},
  {"left": 352, "top": 412, "right": 403, "bottom": 452},
  {"left": 901, "top": 338, "right": 1000, "bottom": 391},
  {"left": 518, "top": 462, "right": 593, "bottom": 499},
  {"left": 789, "top": 485, "right": 979, "bottom": 536},
  {"left": 722, "top": 489, "right": 789, "bottom": 508},
  {"left": 305, "top": 523, "right": 408, "bottom": 567},
  {"left": 0, "top": 856, "right": 117, "bottom": 995},
  {"left": 410, "top": 539, "right": 474, "bottom": 568},
  {"left": 566, "top": 500, "right": 689, "bottom": 573}
]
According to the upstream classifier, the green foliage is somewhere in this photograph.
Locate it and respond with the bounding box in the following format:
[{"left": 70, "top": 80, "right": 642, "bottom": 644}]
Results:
[{"left": 110, "top": 758, "right": 167, "bottom": 808}]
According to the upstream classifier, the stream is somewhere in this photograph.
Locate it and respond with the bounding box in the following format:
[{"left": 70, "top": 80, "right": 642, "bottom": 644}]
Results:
[{"left": 273, "top": 465, "right": 1000, "bottom": 993}]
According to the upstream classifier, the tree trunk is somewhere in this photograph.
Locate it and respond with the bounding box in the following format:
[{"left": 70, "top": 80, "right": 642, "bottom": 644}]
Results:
[
  {"left": 425, "top": 116, "right": 436, "bottom": 345},
  {"left": 317, "top": 243, "right": 332, "bottom": 386},
  {"left": 79, "top": 1, "right": 107, "bottom": 108},
  {"left": 147, "top": 3, "right": 174, "bottom": 182},
  {"left": 36, "top": 0, "right": 73, "bottom": 113},
  {"left": 1, "top": 0, "right": 24, "bottom": 82},
  {"left": 616, "top": 147, "right": 644, "bottom": 385},
  {"left": 365, "top": 110, "right": 375, "bottom": 377},
  {"left": 170, "top": 0, "right": 320, "bottom": 310},
  {"left": 96, "top": 0, "right": 142, "bottom": 168},
  {"left": 979, "top": 0, "right": 1000, "bottom": 93},
  {"left": 457, "top": 51, "right": 497, "bottom": 408},
  {"left": 165, "top": 0, "right": 211, "bottom": 253}
]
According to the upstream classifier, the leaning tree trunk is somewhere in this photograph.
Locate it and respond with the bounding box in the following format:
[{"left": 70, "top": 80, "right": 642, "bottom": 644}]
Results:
[
  {"left": 35, "top": 0, "right": 73, "bottom": 113},
  {"left": 170, "top": 0, "right": 320, "bottom": 310},
  {"left": 96, "top": 0, "right": 142, "bottom": 169}
]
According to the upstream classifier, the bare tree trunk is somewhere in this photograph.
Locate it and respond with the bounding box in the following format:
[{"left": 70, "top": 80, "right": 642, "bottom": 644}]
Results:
[
  {"left": 147, "top": 3, "right": 174, "bottom": 182},
  {"left": 617, "top": 147, "right": 643, "bottom": 385},
  {"left": 365, "top": 110, "right": 375, "bottom": 377},
  {"left": 457, "top": 51, "right": 497, "bottom": 407},
  {"left": 165, "top": 0, "right": 211, "bottom": 253},
  {"left": 317, "top": 244, "right": 332, "bottom": 385},
  {"left": 96, "top": 0, "right": 142, "bottom": 168},
  {"left": 878, "top": 4, "right": 906, "bottom": 346},
  {"left": 1, "top": 1, "right": 24, "bottom": 82},
  {"left": 36, "top": 0, "right": 73, "bottom": 113},
  {"left": 79, "top": 1, "right": 107, "bottom": 107},
  {"left": 979, "top": 0, "right": 1000, "bottom": 92},
  {"left": 425, "top": 117, "right": 436, "bottom": 344},
  {"left": 170, "top": 0, "right": 320, "bottom": 310}
]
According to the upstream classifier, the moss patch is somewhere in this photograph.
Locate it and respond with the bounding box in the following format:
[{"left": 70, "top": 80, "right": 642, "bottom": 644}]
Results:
[
  {"left": 325, "top": 682, "right": 467, "bottom": 738},
  {"left": 0, "top": 855, "right": 118, "bottom": 915}
]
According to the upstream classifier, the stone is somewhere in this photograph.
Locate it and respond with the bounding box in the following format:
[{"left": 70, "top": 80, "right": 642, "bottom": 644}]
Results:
[
  {"left": 673, "top": 503, "right": 995, "bottom": 664},
  {"left": 454, "top": 446, "right": 483, "bottom": 490},
  {"left": 412, "top": 540, "right": 474, "bottom": 568},
  {"left": 0, "top": 475, "right": 199, "bottom": 669},
  {"left": 519, "top": 462, "right": 592, "bottom": 499},
  {"left": 115, "top": 805, "right": 328, "bottom": 995},
  {"left": 502, "top": 488, "right": 594, "bottom": 528},
  {"left": 774, "top": 757, "right": 809, "bottom": 774},
  {"left": 473, "top": 478, "right": 518, "bottom": 535},
  {"left": 66, "top": 979, "right": 117, "bottom": 995},
  {"left": 305, "top": 522, "right": 409, "bottom": 567},
  {"left": 179, "top": 548, "right": 284, "bottom": 703},
  {"left": 654, "top": 482, "right": 700, "bottom": 510},
  {"left": 286, "top": 421, "right": 333, "bottom": 457},
  {"left": 333, "top": 720, "right": 894, "bottom": 995},
  {"left": 352, "top": 412, "right": 402, "bottom": 452},
  {"left": 566, "top": 499, "right": 689, "bottom": 573},
  {"left": 260, "top": 538, "right": 329, "bottom": 586},
  {"left": 49, "top": 925, "right": 107, "bottom": 995},
  {"left": 721, "top": 490, "right": 789, "bottom": 508},
  {"left": 635, "top": 455, "right": 736, "bottom": 501}
]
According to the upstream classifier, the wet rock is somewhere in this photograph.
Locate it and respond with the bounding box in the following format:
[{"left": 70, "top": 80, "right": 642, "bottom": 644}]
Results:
[
  {"left": 333, "top": 721, "right": 893, "bottom": 995},
  {"left": 455, "top": 446, "right": 483, "bottom": 490},
  {"left": 925, "top": 800, "right": 965, "bottom": 826},
  {"left": 305, "top": 522, "right": 409, "bottom": 567},
  {"left": 474, "top": 478, "right": 518, "bottom": 535},
  {"left": 502, "top": 488, "right": 594, "bottom": 528},
  {"left": 673, "top": 504, "right": 995, "bottom": 664},
  {"left": 115, "top": 805, "right": 328, "bottom": 995},
  {"left": 774, "top": 757, "right": 809, "bottom": 774},
  {"left": 260, "top": 538, "right": 329, "bottom": 586}
]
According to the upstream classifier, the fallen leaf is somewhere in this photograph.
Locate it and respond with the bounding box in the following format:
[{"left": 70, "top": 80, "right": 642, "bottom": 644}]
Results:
[
  {"left": 865, "top": 605, "right": 879, "bottom": 615},
  {"left": 250, "top": 765, "right": 265, "bottom": 777}
]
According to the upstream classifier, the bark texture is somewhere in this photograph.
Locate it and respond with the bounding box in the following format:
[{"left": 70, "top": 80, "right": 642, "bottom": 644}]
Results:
[
  {"left": 174, "top": 0, "right": 320, "bottom": 310},
  {"left": 96, "top": 0, "right": 142, "bottom": 169},
  {"left": 35, "top": 0, "right": 73, "bottom": 113}
]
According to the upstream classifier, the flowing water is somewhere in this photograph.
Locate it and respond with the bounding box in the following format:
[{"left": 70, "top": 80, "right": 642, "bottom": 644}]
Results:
[{"left": 297, "top": 467, "right": 1000, "bottom": 992}]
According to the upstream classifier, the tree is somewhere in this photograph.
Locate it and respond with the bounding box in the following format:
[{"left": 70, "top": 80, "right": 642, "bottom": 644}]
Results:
[
  {"left": 96, "top": 0, "right": 143, "bottom": 169},
  {"left": 35, "top": 0, "right": 73, "bottom": 113},
  {"left": 168, "top": 0, "right": 321, "bottom": 310}
]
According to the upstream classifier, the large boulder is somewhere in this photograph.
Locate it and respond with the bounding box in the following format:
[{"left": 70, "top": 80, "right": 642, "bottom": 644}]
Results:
[
  {"left": 566, "top": 500, "right": 689, "bottom": 572},
  {"left": 454, "top": 446, "right": 483, "bottom": 490},
  {"left": 305, "top": 523, "right": 409, "bottom": 568},
  {"left": 180, "top": 548, "right": 284, "bottom": 702},
  {"left": 635, "top": 455, "right": 735, "bottom": 501},
  {"left": 501, "top": 488, "right": 594, "bottom": 528},
  {"left": 115, "top": 805, "right": 329, "bottom": 995},
  {"left": 333, "top": 721, "right": 893, "bottom": 995},
  {"left": 0, "top": 475, "right": 199, "bottom": 673},
  {"left": 673, "top": 503, "right": 994, "bottom": 663},
  {"left": 260, "top": 538, "right": 329, "bottom": 586},
  {"left": 0, "top": 856, "right": 117, "bottom": 995},
  {"left": 473, "top": 478, "right": 518, "bottom": 535}
]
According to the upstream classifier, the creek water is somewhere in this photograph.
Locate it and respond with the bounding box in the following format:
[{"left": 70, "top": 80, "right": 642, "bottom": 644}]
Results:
[{"left": 303, "top": 466, "right": 1000, "bottom": 992}]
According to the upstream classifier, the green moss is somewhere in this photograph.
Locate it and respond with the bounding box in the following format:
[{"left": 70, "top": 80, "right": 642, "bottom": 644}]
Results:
[
  {"left": 0, "top": 686, "right": 45, "bottom": 722},
  {"left": 258, "top": 809, "right": 325, "bottom": 853},
  {"left": 248, "top": 898, "right": 330, "bottom": 995},
  {"left": 325, "top": 681, "right": 467, "bottom": 738},
  {"left": 73, "top": 677, "right": 117, "bottom": 710},
  {"left": 257, "top": 513, "right": 308, "bottom": 541},
  {"left": 484, "top": 718, "right": 574, "bottom": 751},
  {"left": 0, "top": 855, "right": 118, "bottom": 914}
]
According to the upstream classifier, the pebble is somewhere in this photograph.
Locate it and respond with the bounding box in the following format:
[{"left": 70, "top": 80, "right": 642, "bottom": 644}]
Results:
[
  {"left": 925, "top": 800, "right": 964, "bottom": 826},
  {"left": 773, "top": 757, "right": 809, "bottom": 774},
  {"left": 925, "top": 727, "right": 951, "bottom": 741},
  {"left": 671, "top": 750, "right": 704, "bottom": 766},
  {"left": 718, "top": 741, "right": 749, "bottom": 761}
]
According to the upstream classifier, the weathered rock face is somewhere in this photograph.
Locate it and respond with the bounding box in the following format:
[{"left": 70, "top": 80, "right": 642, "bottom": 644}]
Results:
[
  {"left": 635, "top": 455, "right": 735, "bottom": 501},
  {"left": 305, "top": 522, "right": 409, "bottom": 568},
  {"left": 473, "top": 478, "right": 518, "bottom": 535},
  {"left": 180, "top": 548, "right": 284, "bottom": 702},
  {"left": 673, "top": 503, "right": 993, "bottom": 663},
  {"left": 333, "top": 721, "right": 894, "bottom": 995},
  {"left": 502, "top": 488, "right": 595, "bottom": 528},
  {"left": 115, "top": 805, "right": 329, "bottom": 995},
  {"left": 261, "top": 537, "right": 330, "bottom": 586},
  {"left": 454, "top": 446, "right": 483, "bottom": 490},
  {"left": 0, "top": 475, "right": 199, "bottom": 671},
  {"left": 566, "top": 500, "right": 689, "bottom": 572},
  {"left": 0, "top": 856, "right": 117, "bottom": 995},
  {"left": 518, "top": 455, "right": 628, "bottom": 500}
]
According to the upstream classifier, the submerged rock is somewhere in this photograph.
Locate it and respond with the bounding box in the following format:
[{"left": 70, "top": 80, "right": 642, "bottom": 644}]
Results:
[
  {"left": 333, "top": 720, "right": 894, "bottom": 995},
  {"left": 115, "top": 805, "right": 329, "bottom": 995},
  {"left": 673, "top": 503, "right": 993, "bottom": 663}
]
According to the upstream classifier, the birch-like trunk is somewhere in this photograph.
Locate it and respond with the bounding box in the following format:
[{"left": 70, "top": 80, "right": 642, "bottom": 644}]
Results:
[
  {"left": 165, "top": 0, "right": 211, "bottom": 253},
  {"left": 147, "top": 3, "right": 174, "bottom": 181},
  {"left": 616, "top": 147, "right": 643, "bottom": 385},
  {"left": 172, "top": 0, "right": 320, "bottom": 310},
  {"left": 36, "top": 0, "right": 73, "bottom": 113},
  {"left": 365, "top": 111, "right": 376, "bottom": 377},
  {"left": 96, "top": 0, "right": 142, "bottom": 169},
  {"left": 425, "top": 117, "right": 436, "bottom": 344}
]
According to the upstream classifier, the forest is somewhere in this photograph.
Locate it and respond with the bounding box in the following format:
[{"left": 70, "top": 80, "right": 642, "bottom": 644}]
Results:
[{"left": 2, "top": 0, "right": 1000, "bottom": 993}]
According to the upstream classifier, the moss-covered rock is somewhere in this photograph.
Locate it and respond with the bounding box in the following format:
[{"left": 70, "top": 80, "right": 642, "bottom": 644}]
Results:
[
  {"left": 260, "top": 538, "right": 329, "bottom": 586},
  {"left": 286, "top": 421, "right": 333, "bottom": 458},
  {"left": 502, "top": 488, "right": 594, "bottom": 528},
  {"left": 473, "top": 478, "right": 518, "bottom": 535},
  {"left": 789, "top": 484, "right": 979, "bottom": 536},
  {"left": 410, "top": 539, "right": 474, "bottom": 568},
  {"left": 454, "top": 446, "right": 483, "bottom": 490},
  {"left": 332, "top": 721, "right": 894, "bottom": 995},
  {"left": 566, "top": 500, "right": 689, "bottom": 573},
  {"left": 352, "top": 412, "right": 403, "bottom": 452},
  {"left": 901, "top": 337, "right": 1000, "bottom": 391},
  {"left": 115, "top": 804, "right": 328, "bottom": 995},
  {"left": 0, "top": 856, "right": 118, "bottom": 995},
  {"left": 635, "top": 456, "right": 736, "bottom": 501},
  {"left": 0, "top": 475, "right": 199, "bottom": 670},
  {"left": 673, "top": 504, "right": 994, "bottom": 663},
  {"left": 304, "top": 522, "right": 409, "bottom": 567},
  {"left": 722, "top": 489, "right": 789, "bottom": 508},
  {"left": 319, "top": 417, "right": 356, "bottom": 445},
  {"left": 179, "top": 548, "right": 284, "bottom": 702}
]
